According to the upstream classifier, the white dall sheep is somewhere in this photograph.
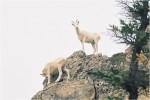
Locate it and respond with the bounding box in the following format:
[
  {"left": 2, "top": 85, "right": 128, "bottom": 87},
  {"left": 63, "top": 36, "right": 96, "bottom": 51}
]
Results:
[
  {"left": 71, "top": 20, "right": 100, "bottom": 54},
  {"left": 41, "top": 57, "right": 70, "bottom": 85}
]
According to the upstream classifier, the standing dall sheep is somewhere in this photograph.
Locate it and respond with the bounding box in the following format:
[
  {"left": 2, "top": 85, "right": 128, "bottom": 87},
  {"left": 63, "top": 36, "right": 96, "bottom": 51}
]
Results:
[
  {"left": 40, "top": 57, "right": 70, "bottom": 85},
  {"left": 71, "top": 20, "right": 100, "bottom": 54}
]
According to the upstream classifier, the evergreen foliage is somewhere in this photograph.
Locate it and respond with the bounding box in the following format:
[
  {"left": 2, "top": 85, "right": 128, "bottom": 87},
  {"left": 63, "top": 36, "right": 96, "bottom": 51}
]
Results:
[
  {"left": 109, "top": 0, "right": 149, "bottom": 99},
  {"left": 88, "top": 67, "right": 128, "bottom": 87},
  {"left": 110, "top": 52, "right": 126, "bottom": 65}
]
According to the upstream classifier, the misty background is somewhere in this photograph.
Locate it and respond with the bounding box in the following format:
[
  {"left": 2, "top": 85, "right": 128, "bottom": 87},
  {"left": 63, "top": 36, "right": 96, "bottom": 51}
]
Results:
[{"left": 1, "top": 0, "right": 127, "bottom": 100}]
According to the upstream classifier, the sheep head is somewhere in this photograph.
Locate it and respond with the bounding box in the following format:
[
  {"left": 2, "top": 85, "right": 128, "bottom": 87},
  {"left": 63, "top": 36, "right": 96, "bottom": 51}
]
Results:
[
  {"left": 71, "top": 19, "right": 79, "bottom": 28},
  {"left": 40, "top": 73, "right": 47, "bottom": 77}
]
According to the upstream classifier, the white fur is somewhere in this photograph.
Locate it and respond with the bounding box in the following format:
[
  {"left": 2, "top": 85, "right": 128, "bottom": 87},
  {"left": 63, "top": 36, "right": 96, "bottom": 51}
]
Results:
[
  {"left": 41, "top": 57, "right": 70, "bottom": 84},
  {"left": 71, "top": 20, "right": 100, "bottom": 54}
]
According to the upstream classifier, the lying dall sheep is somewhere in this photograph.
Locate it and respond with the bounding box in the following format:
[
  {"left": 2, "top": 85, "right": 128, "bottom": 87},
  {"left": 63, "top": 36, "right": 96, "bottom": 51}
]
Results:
[
  {"left": 71, "top": 20, "right": 100, "bottom": 54},
  {"left": 40, "top": 57, "right": 70, "bottom": 84}
]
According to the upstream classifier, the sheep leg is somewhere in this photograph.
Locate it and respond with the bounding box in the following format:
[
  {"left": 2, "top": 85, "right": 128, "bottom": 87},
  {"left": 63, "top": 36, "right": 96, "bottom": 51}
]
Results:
[
  {"left": 47, "top": 69, "right": 51, "bottom": 84},
  {"left": 64, "top": 66, "right": 70, "bottom": 81},
  {"left": 95, "top": 42, "right": 98, "bottom": 54},
  {"left": 55, "top": 65, "right": 62, "bottom": 82},
  {"left": 91, "top": 43, "right": 96, "bottom": 54},
  {"left": 47, "top": 75, "right": 51, "bottom": 84},
  {"left": 81, "top": 42, "right": 85, "bottom": 52},
  {"left": 81, "top": 38, "right": 86, "bottom": 52}
]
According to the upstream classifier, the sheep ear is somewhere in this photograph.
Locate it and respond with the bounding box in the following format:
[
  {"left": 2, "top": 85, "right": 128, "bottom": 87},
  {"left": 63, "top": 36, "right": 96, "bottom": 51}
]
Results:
[
  {"left": 71, "top": 21, "right": 74, "bottom": 26},
  {"left": 76, "top": 19, "right": 79, "bottom": 24},
  {"left": 77, "top": 21, "right": 79, "bottom": 24},
  {"left": 71, "top": 23, "right": 75, "bottom": 26},
  {"left": 71, "top": 21, "right": 74, "bottom": 23}
]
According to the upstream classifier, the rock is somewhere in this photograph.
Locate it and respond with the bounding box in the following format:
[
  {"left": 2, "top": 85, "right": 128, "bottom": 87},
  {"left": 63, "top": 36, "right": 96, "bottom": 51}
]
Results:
[
  {"left": 31, "top": 50, "right": 149, "bottom": 100},
  {"left": 32, "top": 79, "right": 95, "bottom": 100}
]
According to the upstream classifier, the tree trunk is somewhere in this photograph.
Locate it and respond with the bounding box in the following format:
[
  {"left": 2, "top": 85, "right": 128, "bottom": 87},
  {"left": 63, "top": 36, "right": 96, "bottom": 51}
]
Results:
[
  {"left": 128, "top": 1, "right": 149, "bottom": 99},
  {"left": 128, "top": 46, "right": 139, "bottom": 99},
  {"left": 129, "top": 86, "right": 138, "bottom": 99}
]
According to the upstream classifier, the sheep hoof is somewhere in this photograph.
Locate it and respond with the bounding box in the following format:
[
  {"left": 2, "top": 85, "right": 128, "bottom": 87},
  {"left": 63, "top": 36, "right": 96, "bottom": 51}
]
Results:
[
  {"left": 47, "top": 82, "right": 50, "bottom": 85},
  {"left": 55, "top": 80, "right": 59, "bottom": 83},
  {"left": 82, "top": 50, "right": 85, "bottom": 52}
]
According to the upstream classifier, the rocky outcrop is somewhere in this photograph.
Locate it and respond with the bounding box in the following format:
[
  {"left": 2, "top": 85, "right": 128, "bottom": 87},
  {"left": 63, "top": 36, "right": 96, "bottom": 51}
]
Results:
[
  {"left": 32, "top": 79, "right": 95, "bottom": 100},
  {"left": 31, "top": 51, "right": 149, "bottom": 100}
]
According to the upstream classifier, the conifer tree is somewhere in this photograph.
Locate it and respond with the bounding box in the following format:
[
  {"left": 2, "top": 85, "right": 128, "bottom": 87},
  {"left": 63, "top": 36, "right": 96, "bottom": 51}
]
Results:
[{"left": 109, "top": 0, "right": 149, "bottom": 99}]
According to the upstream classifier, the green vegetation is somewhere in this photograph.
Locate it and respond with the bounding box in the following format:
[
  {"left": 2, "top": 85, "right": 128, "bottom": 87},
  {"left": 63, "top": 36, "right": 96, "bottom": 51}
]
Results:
[
  {"left": 107, "top": 96, "right": 124, "bottom": 100},
  {"left": 109, "top": 0, "right": 149, "bottom": 99},
  {"left": 110, "top": 53, "right": 126, "bottom": 65},
  {"left": 88, "top": 67, "right": 128, "bottom": 87}
]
